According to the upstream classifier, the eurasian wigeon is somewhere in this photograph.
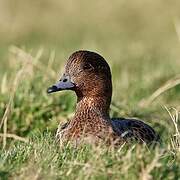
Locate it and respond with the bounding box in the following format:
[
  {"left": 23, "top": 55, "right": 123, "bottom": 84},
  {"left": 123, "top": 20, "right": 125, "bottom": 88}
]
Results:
[{"left": 47, "top": 50, "right": 160, "bottom": 145}]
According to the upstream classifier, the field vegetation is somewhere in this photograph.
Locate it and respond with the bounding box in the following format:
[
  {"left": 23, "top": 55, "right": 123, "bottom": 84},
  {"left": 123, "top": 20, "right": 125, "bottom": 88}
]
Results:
[{"left": 0, "top": 1, "right": 180, "bottom": 179}]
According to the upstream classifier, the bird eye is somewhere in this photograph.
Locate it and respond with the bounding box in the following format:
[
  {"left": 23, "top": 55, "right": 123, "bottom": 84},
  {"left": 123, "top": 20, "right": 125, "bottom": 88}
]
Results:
[{"left": 83, "top": 63, "right": 93, "bottom": 70}]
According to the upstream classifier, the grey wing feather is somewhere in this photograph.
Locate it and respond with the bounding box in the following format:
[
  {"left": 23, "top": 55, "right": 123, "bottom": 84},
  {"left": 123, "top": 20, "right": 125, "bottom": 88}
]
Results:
[{"left": 111, "top": 118, "right": 160, "bottom": 143}]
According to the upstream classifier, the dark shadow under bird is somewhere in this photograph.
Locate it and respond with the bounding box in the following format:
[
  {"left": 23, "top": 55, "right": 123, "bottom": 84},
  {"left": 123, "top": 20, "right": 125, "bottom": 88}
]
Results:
[{"left": 47, "top": 50, "right": 160, "bottom": 145}]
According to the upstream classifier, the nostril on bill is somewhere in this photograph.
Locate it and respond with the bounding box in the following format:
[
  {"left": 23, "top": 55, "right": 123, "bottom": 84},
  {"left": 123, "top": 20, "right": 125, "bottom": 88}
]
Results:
[
  {"left": 51, "top": 85, "right": 58, "bottom": 89},
  {"left": 63, "top": 79, "right": 67, "bottom": 82}
]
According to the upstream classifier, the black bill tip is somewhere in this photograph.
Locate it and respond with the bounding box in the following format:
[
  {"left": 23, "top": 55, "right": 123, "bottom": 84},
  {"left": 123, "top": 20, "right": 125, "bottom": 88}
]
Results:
[{"left": 47, "top": 85, "right": 58, "bottom": 94}]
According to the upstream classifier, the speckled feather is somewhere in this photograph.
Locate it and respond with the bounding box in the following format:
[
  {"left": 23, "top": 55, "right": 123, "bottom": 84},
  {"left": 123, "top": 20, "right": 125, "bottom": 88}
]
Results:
[{"left": 52, "top": 50, "right": 160, "bottom": 145}]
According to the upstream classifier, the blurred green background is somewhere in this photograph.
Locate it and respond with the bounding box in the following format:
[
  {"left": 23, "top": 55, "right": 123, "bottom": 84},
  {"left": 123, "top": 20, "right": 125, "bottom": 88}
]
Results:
[{"left": 0, "top": 0, "right": 180, "bottom": 140}]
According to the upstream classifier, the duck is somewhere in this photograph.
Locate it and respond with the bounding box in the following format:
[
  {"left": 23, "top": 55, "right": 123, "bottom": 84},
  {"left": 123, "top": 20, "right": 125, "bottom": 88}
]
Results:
[{"left": 47, "top": 50, "right": 160, "bottom": 145}]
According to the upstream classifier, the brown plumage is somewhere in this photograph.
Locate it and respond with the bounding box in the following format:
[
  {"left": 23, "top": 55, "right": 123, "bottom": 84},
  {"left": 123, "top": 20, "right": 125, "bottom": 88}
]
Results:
[{"left": 47, "top": 50, "right": 160, "bottom": 145}]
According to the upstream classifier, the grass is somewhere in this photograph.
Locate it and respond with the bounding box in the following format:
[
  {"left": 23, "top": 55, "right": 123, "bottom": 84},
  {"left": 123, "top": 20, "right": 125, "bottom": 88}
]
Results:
[
  {"left": 0, "top": 0, "right": 180, "bottom": 179},
  {"left": 0, "top": 132, "right": 180, "bottom": 180}
]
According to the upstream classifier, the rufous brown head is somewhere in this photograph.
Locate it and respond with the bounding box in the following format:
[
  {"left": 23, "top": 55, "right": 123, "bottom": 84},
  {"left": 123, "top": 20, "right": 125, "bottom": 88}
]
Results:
[{"left": 47, "top": 50, "right": 112, "bottom": 100}]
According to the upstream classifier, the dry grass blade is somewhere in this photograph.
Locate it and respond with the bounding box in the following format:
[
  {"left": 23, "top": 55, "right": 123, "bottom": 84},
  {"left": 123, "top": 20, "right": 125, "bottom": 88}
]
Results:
[
  {"left": 139, "top": 75, "right": 180, "bottom": 108},
  {"left": 164, "top": 106, "right": 180, "bottom": 151},
  {"left": 0, "top": 70, "right": 25, "bottom": 130},
  {"left": 0, "top": 68, "right": 26, "bottom": 149},
  {"left": 140, "top": 149, "right": 162, "bottom": 180},
  {"left": 0, "top": 133, "right": 28, "bottom": 143},
  {"left": 174, "top": 17, "right": 180, "bottom": 43},
  {"left": 10, "top": 46, "right": 56, "bottom": 79},
  {"left": 0, "top": 47, "right": 42, "bottom": 148},
  {"left": 1, "top": 73, "right": 7, "bottom": 94}
]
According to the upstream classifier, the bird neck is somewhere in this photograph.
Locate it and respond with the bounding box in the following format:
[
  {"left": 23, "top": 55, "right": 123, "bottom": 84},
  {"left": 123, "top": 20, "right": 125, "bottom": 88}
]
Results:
[{"left": 74, "top": 96, "right": 111, "bottom": 120}]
